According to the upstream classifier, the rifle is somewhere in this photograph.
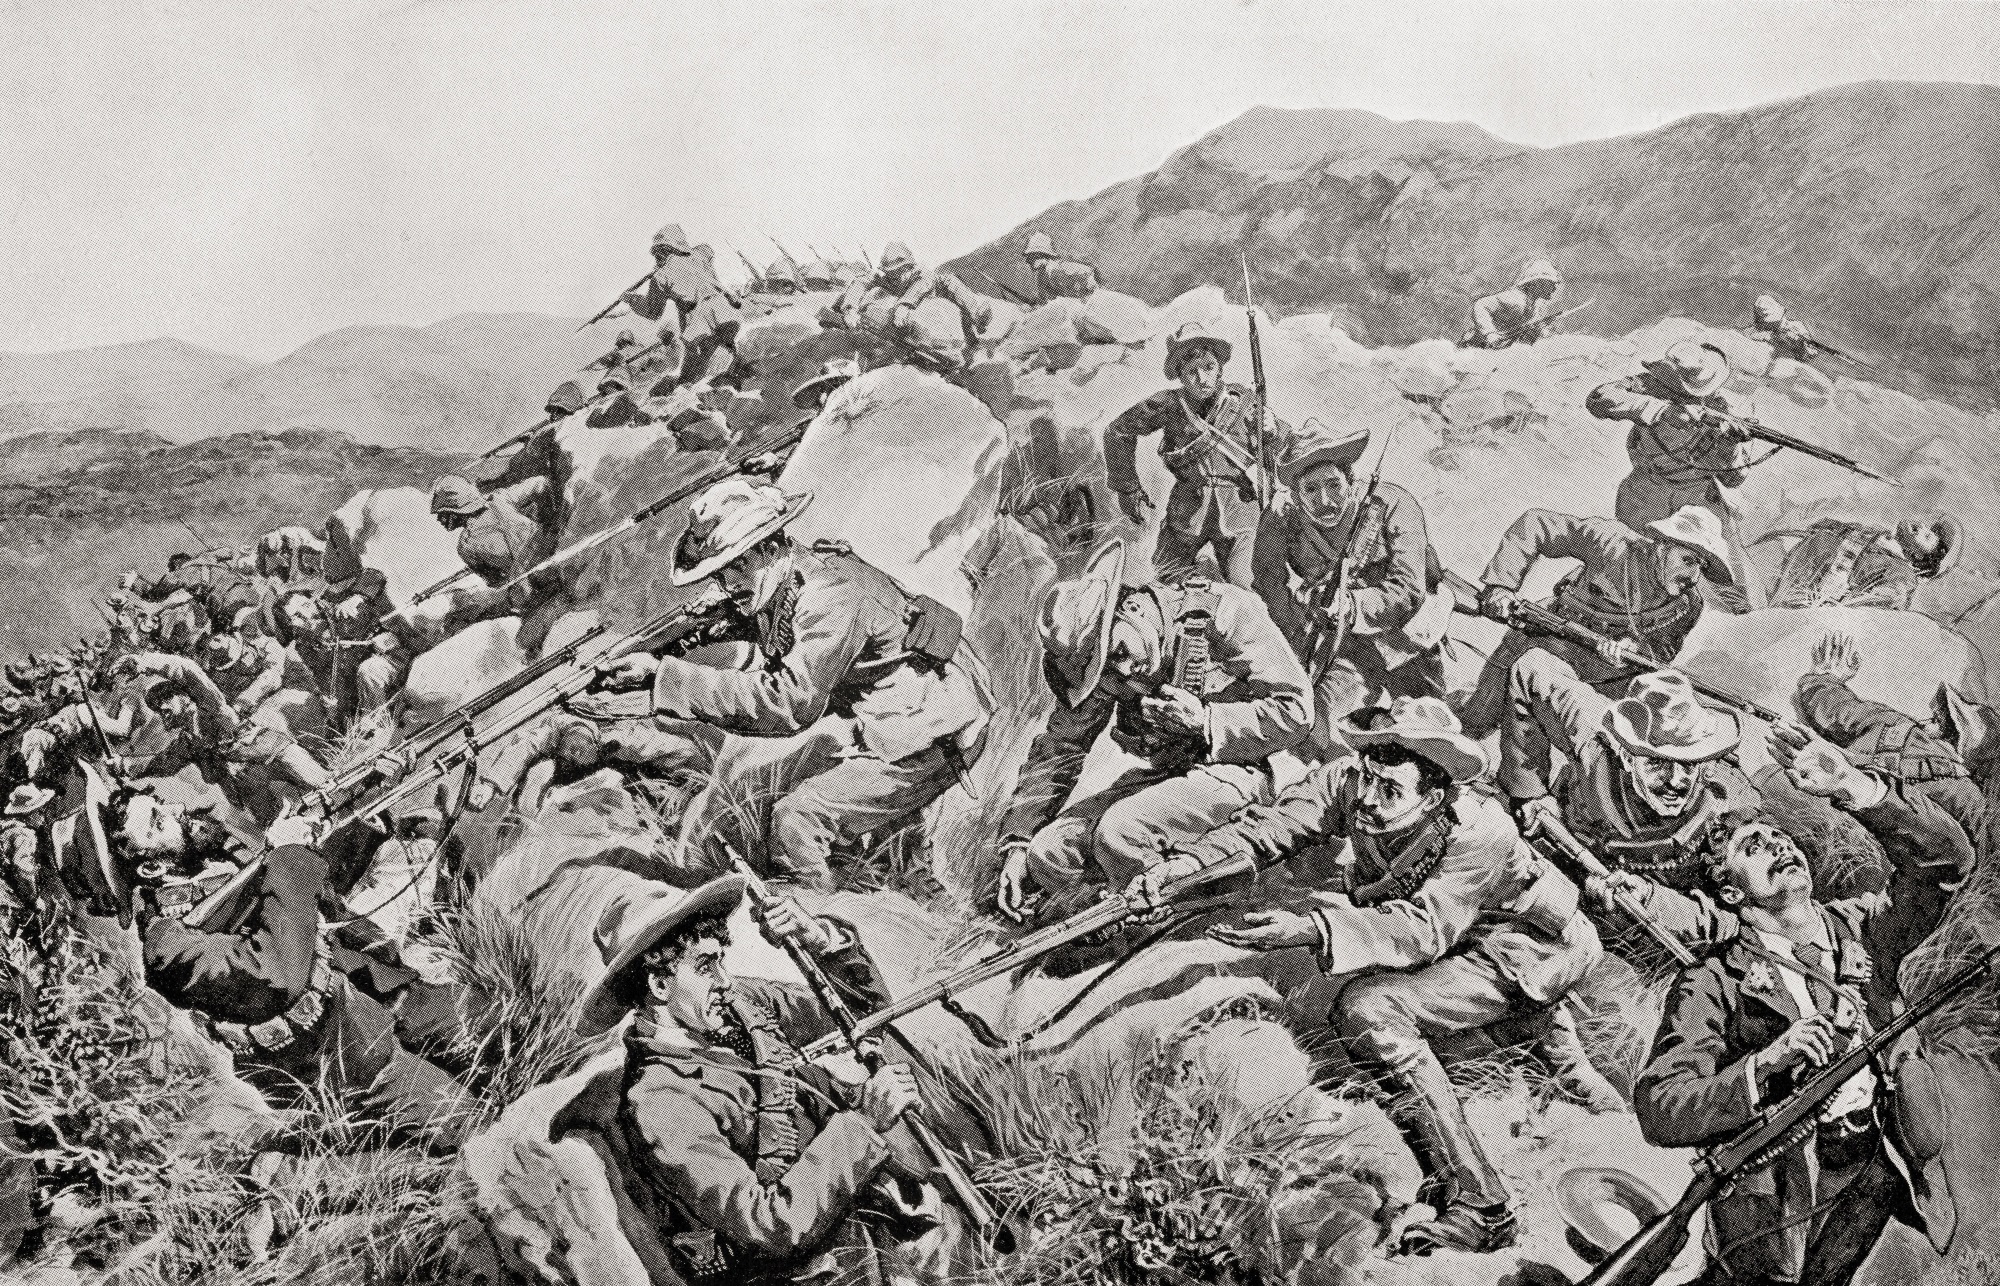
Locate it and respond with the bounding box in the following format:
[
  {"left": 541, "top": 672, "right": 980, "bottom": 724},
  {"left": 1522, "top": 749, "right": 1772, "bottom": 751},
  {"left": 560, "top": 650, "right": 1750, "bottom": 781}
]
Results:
[
  {"left": 730, "top": 245, "right": 765, "bottom": 288},
  {"left": 799, "top": 853, "right": 1256, "bottom": 1059},
  {"left": 766, "top": 234, "right": 805, "bottom": 279},
  {"left": 1238, "top": 253, "right": 1275, "bottom": 508},
  {"left": 185, "top": 589, "right": 729, "bottom": 933},
  {"left": 1439, "top": 569, "right": 1785, "bottom": 723},
  {"left": 1805, "top": 336, "right": 1872, "bottom": 369},
  {"left": 968, "top": 267, "right": 1034, "bottom": 308},
  {"left": 723, "top": 844, "right": 1007, "bottom": 1246},
  {"left": 1487, "top": 296, "right": 1595, "bottom": 347},
  {"left": 477, "top": 418, "right": 812, "bottom": 605},
  {"left": 380, "top": 566, "right": 477, "bottom": 626},
  {"left": 1300, "top": 423, "right": 1396, "bottom": 685},
  {"left": 1532, "top": 813, "right": 1696, "bottom": 967},
  {"left": 1579, "top": 938, "right": 2000, "bottom": 1286},
  {"left": 179, "top": 518, "right": 224, "bottom": 554},
  {"left": 577, "top": 267, "right": 655, "bottom": 333},
  {"left": 475, "top": 339, "right": 669, "bottom": 465},
  {"left": 1705, "top": 410, "right": 1900, "bottom": 487}
]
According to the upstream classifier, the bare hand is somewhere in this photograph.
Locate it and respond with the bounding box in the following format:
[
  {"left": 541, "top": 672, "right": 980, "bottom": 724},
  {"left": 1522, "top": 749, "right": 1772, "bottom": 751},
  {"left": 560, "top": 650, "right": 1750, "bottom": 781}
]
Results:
[
  {"left": 264, "top": 811, "right": 327, "bottom": 852},
  {"left": 1585, "top": 870, "right": 1651, "bottom": 914},
  {"left": 857, "top": 1062, "right": 922, "bottom": 1132},
  {"left": 1595, "top": 636, "right": 1641, "bottom": 669},
  {"left": 466, "top": 779, "right": 498, "bottom": 811},
  {"left": 1140, "top": 685, "right": 1206, "bottom": 740},
  {"left": 1208, "top": 909, "right": 1317, "bottom": 953},
  {"left": 1771, "top": 721, "right": 1871, "bottom": 804},
  {"left": 996, "top": 841, "right": 1038, "bottom": 923},
  {"left": 1516, "top": 794, "right": 1562, "bottom": 839},
  {"left": 334, "top": 597, "right": 367, "bottom": 625},
  {"left": 1809, "top": 632, "right": 1862, "bottom": 682},
  {"left": 1115, "top": 488, "right": 1153, "bottom": 525},
  {"left": 1123, "top": 853, "right": 1205, "bottom": 912},
  {"left": 594, "top": 653, "right": 660, "bottom": 692},
  {"left": 757, "top": 895, "right": 835, "bottom": 955},
  {"left": 1771, "top": 1013, "right": 1839, "bottom": 1070},
  {"left": 1479, "top": 585, "right": 1518, "bottom": 624}
]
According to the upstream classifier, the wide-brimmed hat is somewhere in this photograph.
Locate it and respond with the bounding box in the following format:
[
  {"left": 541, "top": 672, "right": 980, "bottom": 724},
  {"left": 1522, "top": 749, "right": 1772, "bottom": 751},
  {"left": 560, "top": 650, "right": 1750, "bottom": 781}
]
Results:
[
  {"left": 5, "top": 784, "right": 55, "bottom": 816},
  {"left": 880, "top": 241, "right": 917, "bottom": 272},
  {"left": 1646, "top": 341, "right": 1731, "bottom": 399},
  {"left": 1604, "top": 671, "right": 1740, "bottom": 763},
  {"left": 1932, "top": 682, "right": 1999, "bottom": 764},
  {"left": 575, "top": 876, "right": 747, "bottom": 1037},
  {"left": 429, "top": 475, "right": 487, "bottom": 517},
  {"left": 1163, "top": 322, "right": 1232, "bottom": 379},
  {"left": 1024, "top": 231, "right": 1056, "bottom": 260},
  {"left": 651, "top": 223, "right": 693, "bottom": 256},
  {"left": 546, "top": 380, "right": 587, "bottom": 417},
  {"left": 1276, "top": 417, "right": 1370, "bottom": 484},
  {"left": 1555, "top": 1168, "right": 1670, "bottom": 1264},
  {"left": 671, "top": 480, "right": 814, "bottom": 586},
  {"left": 792, "top": 357, "right": 862, "bottom": 410},
  {"left": 614, "top": 329, "right": 638, "bottom": 347},
  {"left": 1340, "top": 696, "right": 1488, "bottom": 784},
  {"left": 1644, "top": 506, "right": 1737, "bottom": 586},
  {"left": 1515, "top": 258, "right": 1562, "bottom": 289},
  {"left": 1037, "top": 540, "right": 1127, "bottom": 708}
]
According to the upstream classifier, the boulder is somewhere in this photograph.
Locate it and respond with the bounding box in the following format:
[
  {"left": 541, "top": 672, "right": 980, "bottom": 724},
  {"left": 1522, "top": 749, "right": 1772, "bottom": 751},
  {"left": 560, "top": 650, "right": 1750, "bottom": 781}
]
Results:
[{"left": 324, "top": 486, "right": 461, "bottom": 607}]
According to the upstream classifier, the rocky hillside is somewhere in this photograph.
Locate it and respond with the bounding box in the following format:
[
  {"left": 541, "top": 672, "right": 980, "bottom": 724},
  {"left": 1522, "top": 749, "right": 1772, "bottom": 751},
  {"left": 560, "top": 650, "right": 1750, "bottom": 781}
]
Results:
[
  {"left": 950, "top": 81, "right": 2000, "bottom": 409},
  {"left": 0, "top": 426, "right": 456, "bottom": 654},
  {"left": 0, "top": 314, "right": 618, "bottom": 453}
]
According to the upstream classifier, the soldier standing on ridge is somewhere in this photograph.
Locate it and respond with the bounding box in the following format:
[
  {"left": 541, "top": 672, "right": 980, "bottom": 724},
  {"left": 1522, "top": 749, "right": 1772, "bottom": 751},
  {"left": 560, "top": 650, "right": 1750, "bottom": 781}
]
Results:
[
  {"left": 1463, "top": 259, "right": 1564, "bottom": 349},
  {"left": 1104, "top": 322, "right": 1286, "bottom": 587},
  {"left": 616, "top": 223, "right": 744, "bottom": 390},
  {"left": 1587, "top": 341, "right": 1763, "bottom": 609}
]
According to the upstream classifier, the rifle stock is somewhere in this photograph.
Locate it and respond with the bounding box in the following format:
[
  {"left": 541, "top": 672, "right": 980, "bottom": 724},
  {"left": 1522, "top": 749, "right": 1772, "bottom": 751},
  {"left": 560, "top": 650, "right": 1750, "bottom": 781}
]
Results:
[
  {"left": 1576, "top": 1182, "right": 1711, "bottom": 1286},
  {"left": 1533, "top": 815, "right": 1697, "bottom": 967}
]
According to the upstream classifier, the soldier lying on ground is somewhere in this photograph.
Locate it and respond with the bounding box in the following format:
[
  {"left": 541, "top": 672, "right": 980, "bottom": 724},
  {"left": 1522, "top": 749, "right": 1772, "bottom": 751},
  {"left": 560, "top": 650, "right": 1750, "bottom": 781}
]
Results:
[
  {"left": 1252, "top": 417, "right": 1449, "bottom": 758},
  {"left": 1763, "top": 514, "right": 1963, "bottom": 611},
  {"left": 1635, "top": 811, "right": 1952, "bottom": 1286},
  {"left": 1104, "top": 322, "right": 1287, "bottom": 588},
  {"left": 1459, "top": 504, "right": 1736, "bottom": 739},
  {"left": 469, "top": 711, "right": 721, "bottom": 819},
  {"left": 995, "top": 538, "right": 1310, "bottom": 929},
  {"left": 586, "top": 480, "right": 992, "bottom": 889},
  {"left": 1588, "top": 341, "right": 1762, "bottom": 609},
  {"left": 571, "top": 876, "right": 943, "bottom": 1286},
  {"left": 1132, "top": 697, "right": 1614, "bottom": 1254}
]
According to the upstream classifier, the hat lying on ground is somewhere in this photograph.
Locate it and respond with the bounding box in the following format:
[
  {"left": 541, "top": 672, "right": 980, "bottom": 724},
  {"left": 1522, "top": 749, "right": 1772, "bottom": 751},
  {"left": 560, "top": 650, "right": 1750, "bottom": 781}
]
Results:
[
  {"left": 1603, "top": 671, "right": 1740, "bottom": 763},
  {"left": 576, "top": 877, "right": 747, "bottom": 1037},
  {"left": 672, "top": 479, "right": 814, "bottom": 586},
  {"left": 1339, "top": 696, "right": 1488, "bottom": 784},
  {"left": 1276, "top": 417, "right": 1369, "bottom": 483},
  {"left": 1555, "top": 1167, "right": 1670, "bottom": 1265},
  {"left": 1644, "top": 506, "right": 1737, "bottom": 586},
  {"left": 792, "top": 357, "right": 862, "bottom": 410},
  {"left": 5, "top": 784, "right": 55, "bottom": 816},
  {"left": 1037, "top": 540, "right": 1127, "bottom": 708}
]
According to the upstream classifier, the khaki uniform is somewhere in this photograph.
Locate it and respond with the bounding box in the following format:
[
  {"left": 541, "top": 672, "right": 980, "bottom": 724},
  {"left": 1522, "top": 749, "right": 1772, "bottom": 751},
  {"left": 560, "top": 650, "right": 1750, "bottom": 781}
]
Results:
[
  {"left": 1183, "top": 770, "right": 1600, "bottom": 1208},
  {"left": 1466, "top": 287, "right": 1554, "bottom": 348},
  {"left": 1104, "top": 383, "right": 1282, "bottom": 587},
  {"left": 1751, "top": 319, "right": 1817, "bottom": 363},
  {"left": 1033, "top": 258, "right": 1099, "bottom": 302},
  {"left": 1252, "top": 483, "right": 1448, "bottom": 754},
  {"left": 623, "top": 250, "right": 743, "bottom": 386},
  {"left": 1001, "top": 580, "right": 1310, "bottom": 891},
  {"left": 651, "top": 545, "right": 991, "bottom": 887}
]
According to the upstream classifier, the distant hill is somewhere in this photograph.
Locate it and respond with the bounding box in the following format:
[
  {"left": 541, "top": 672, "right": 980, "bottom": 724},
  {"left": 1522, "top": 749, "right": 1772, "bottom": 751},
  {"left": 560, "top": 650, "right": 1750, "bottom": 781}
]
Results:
[
  {"left": 0, "top": 313, "right": 621, "bottom": 453},
  {"left": 951, "top": 81, "right": 2000, "bottom": 409},
  {"left": 0, "top": 427, "right": 457, "bottom": 655}
]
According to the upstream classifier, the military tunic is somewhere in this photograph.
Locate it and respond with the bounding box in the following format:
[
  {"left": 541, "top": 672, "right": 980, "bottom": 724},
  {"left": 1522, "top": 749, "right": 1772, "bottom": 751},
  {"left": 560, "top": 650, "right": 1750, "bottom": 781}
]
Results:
[{"left": 1104, "top": 382, "right": 1281, "bottom": 587}]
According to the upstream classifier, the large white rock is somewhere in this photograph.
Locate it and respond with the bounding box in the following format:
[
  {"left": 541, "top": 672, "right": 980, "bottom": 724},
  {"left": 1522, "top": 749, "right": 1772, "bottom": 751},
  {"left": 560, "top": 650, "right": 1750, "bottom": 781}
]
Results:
[{"left": 324, "top": 486, "right": 461, "bottom": 606}]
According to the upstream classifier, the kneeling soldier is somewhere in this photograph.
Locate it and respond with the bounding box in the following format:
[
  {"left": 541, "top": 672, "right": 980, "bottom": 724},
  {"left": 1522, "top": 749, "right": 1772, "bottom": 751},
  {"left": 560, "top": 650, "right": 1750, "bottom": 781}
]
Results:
[{"left": 1133, "top": 698, "right": 1609, "bottom": 1254}]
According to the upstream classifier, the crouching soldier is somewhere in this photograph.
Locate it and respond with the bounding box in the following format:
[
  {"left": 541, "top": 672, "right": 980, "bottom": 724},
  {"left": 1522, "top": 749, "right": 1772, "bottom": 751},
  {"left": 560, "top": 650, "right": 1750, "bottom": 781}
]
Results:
[
  {"left": 1462, "top": 259, "right": 1566, "bottom": 349},
  {"left": 575, "top": 877, "right": 939, "bottom": 1284},
  {"left": 994, "top": 539, "right": 1310, "bottom": 924},
  {"left": 428, "top": 474, "right": 561, "bottom": 632},
  {"left": 1635, "top": 812, "right": 1949, "bottom": 1286},
  {"left": 1459, "top": 505, "right": 1736, "bottom": 740},
  {"left": 1131, "top": 698, "right": 1608, "bottom": 1253},
  {"left": 1252, "top": 417, "right": 1449, "bottom": 756},
  {"left": 587, "top": 481, "right": 992, "bottom": 888}
]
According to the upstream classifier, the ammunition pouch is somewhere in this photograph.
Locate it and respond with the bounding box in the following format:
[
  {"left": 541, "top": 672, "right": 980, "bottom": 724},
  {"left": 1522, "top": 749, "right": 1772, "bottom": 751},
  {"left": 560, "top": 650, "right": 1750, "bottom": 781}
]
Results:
[
  {"left": 667, "top": 1228, "right": 736, "bottom": 1284},
  {"left": 902, "top": 595, "right": 963, "bottom": 672},
  {"left": 207, "top": 938, "right": 335, "bottom": 1056}
]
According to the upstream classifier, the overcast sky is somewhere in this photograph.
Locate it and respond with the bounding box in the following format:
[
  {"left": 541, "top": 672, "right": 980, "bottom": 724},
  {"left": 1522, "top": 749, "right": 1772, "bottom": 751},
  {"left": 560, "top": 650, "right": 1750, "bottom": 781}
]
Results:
[{"left": 4, "top": 0, "right": 1996, "bottom": 360}]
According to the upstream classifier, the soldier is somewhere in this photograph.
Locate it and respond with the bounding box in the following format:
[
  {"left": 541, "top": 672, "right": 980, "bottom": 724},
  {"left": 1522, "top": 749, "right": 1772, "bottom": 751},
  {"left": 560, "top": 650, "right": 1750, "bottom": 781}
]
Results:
[
  {"left": 16, "top": 670, "right": 137, "bottom": 787},
  {"left": 761, "top": 258, "right": 800, "bottom": 296},
  {"left": 1587, "top": 341, "right": 1762, "bottom": 608},
  {"left": 618, "top": 223, "right": 743, "bottom": 389},
  {"left": 1503, "top": 667, "right": 1759, "bottom": 960},
  {"left": 1252, "top": 418, "right": 1449, "bottom": 757},
  {"left": 1134, "top": 698, "right": 1608, "bottom": 1253},
  {"left": 253, "top": 526, "right": 325, "bottom": 584},
  {"left": 588, "top": 481, "right": 993, "bottom": 888},
  {"left": 1105, "top": 322, "right": 1283, "bottom": 587},
  {"left": 201, "top": 608, "right": 324, "bottom": 732},
  {"left": 1022, "top": 231, "right": 1099, "bottom": 302},
  {"left": 586, "top": 328, "right": 644, "bottom": 374},
  {"left": 428, "top": 474, "right": 561, "bottom": 629},
  {"left": 1459, "top": 505, "right": 1738, "bottom": 739},
  {"left": 1635, "top": 810, "right": 1947, "bottom": 1286},
  {"left": 112, "top": 801, "right": 467, "bottom": 1149},
  {"left": 1463, "top": 259, "right": 1564, "bottom": 349},
  {"left": 993, "top": 540, "right": 1310, "bottom": 922},
  {"left": 468, "top": 712, "right": 720, "bottom": 819},
  {"left": 1764, "top": 514, "right": 1963, "bottom": 611},
  {"left": 832, "top": 242, "right": 993, "bottom": 369},
  {"left": 1748, "top": 293, "right": 1818, "bottom": 363},
  {"left": 0, "top": 785, "right": 55, "bottom": 951},
  {"left": 576, "top": 878, "right": 935, "bottom": 1285}
]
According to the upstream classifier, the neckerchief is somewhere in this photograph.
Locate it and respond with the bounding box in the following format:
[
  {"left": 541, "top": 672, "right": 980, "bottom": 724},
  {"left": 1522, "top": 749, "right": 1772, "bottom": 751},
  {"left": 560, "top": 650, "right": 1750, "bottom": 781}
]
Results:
[{"left": 1342, "top": 779, "right": 1458, "bottom": 906}]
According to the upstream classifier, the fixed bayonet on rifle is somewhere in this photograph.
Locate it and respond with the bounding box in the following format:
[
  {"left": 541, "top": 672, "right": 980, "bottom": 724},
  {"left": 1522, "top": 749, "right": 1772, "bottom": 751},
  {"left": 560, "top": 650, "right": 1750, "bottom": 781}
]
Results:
[
  {"left": 968, "top": 266, "right": 1034, "bottom": 308},
  {"left": 1533, "top": 814, "right": 1697, "bottom": 967},
  {"left": 730, "top": 245, "right": 765, "bottom": 287},
  {"left": 1237, "top": 253, "right": 1276, "bottom": 507},
  {"left": 1494, "top": 296, "right": 1594, "bottom": 346},
  {"left": 475, "top": 340, "right": 668, "bottom": 466},
  {"left": 185, "top": 590, "right": 729, "bottom": 934},
  {"left": 1579, "top": 939, "right": 2000, "bottom": 1286},
  {"left": 766, "top": 234, "right": 805, "bottom": 278},
  {"left": 578, "top": 266, "right": 656, "bottom": 333},
  {"left": 799, "top": 853, "right": 1255, "bottom": 1060},
  {"left": 1710, "top": 411, "right": 1900, "bottom": 486},
  {"left": 723, "top": 843, "right": 1008, "bottom": 1247},
  {"left": 1439, "top": 569, "right": 1785, "bottom": 723}
]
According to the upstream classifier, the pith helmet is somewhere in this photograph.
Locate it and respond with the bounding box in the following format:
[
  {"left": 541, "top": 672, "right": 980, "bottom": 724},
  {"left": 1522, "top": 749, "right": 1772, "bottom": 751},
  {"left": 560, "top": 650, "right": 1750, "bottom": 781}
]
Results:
[
  {"left": 429, "top": 475, "right": 487, "bottom": 517},
  {"left": 880, "top": 241, "right": 917, "bottom": 272},
  {"left": 1515, "top": 259, "right": 1562, "bottom": 289},
  {"left": 1024, "top": 232, "right": 1056, "bottom": 260},
  {"left": 651, "top": 223, "right": 693, "bottom": 256}
]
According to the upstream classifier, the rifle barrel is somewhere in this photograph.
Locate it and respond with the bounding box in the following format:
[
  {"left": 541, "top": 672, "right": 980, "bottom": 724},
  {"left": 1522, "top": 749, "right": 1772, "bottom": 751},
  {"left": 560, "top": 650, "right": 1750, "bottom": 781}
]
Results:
[
  {"left": 1731, "top": 417, "right": 1900, "bottom": 486},
  {"left": 577, "top": 267, "right": 655, "bottom": 333}
]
